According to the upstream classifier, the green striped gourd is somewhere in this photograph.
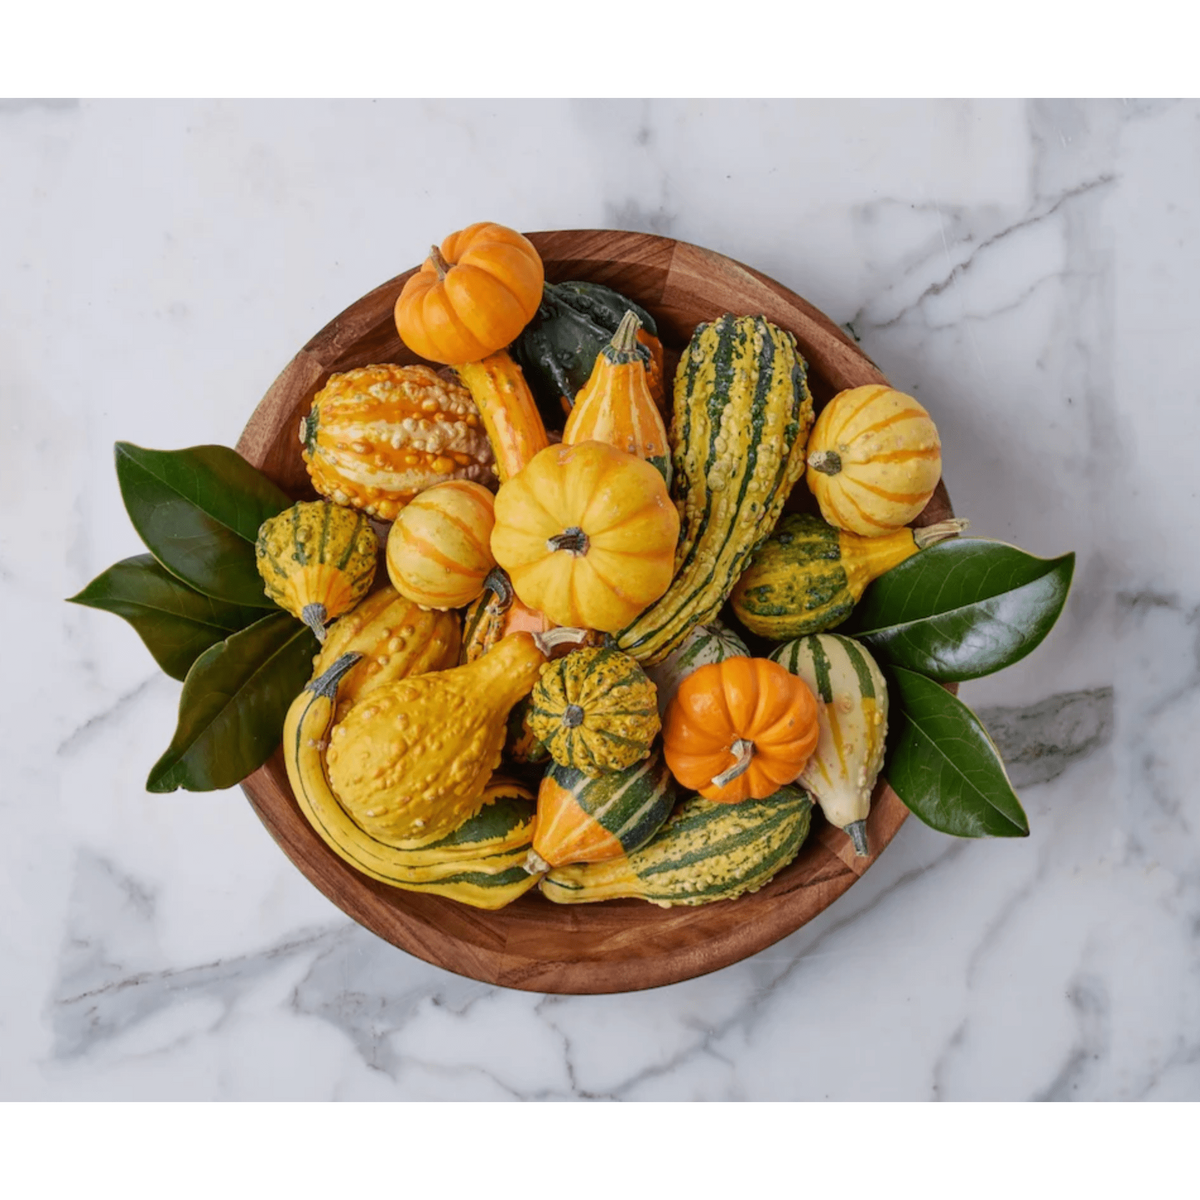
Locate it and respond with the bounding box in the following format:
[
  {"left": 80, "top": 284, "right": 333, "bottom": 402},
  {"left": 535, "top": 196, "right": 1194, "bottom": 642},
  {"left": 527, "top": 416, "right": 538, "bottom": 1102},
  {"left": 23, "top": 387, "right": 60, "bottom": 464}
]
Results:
[
  {"left": 528, "top": 750, "right": 677, "bottom": 870},
  {"left": 730, "top": 512, "right": 968, "bottom": 640},
  {"left": 645, "top": 621, "right": 749, "bottom": 718},
  {"left": 283, "top": 653, "right": 543, "bottom": 910},
  {"left": 540, "top": 785, "right": 812, "bottom": 907},
  {"left": 615, "top": 314, "right": 814, "bottom": 666},
  {"left": 769, "top": 634, "right": 888, "bottom": 856}
]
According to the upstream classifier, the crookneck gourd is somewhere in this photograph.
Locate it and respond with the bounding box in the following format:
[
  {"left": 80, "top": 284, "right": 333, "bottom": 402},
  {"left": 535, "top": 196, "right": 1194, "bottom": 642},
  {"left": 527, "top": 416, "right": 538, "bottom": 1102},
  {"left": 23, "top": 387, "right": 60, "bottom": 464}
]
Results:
[
  {"left": 615, "top": 314, "right": 815, "bottom": 666},
  {"left": 385, "top": 479, "right": 497, "bottom": 610},
  {"left": 453, "top": 351, "right": 550, "bottom": 484},
  {"left": 284, "top": 654, "right": 543, "bottom": 909},
  {"left": 489, "top": 440, "right": 680, "bottom": 633},
  {"left": 540, "top": 785, "right": 813, "bottom": 908},
  {"left": 311, "top": 584, "right": 461, "bottom": 723},
  {"left": 729, "top": 511, "right": 968, "bottom": 639},
  {"left": 770, "top": 634, "right": 888, "bottom": 857},
  {"left": 805, "top": 385, "right": 943, "bottom": 535},
  {"left": 324, "top": 627, "right": 587, "bottom": 845},
  {"left": 562, "top": 310, "right": 671, "bottom": 486},
  {"left": 662, "top": 656, "right": 819, "bottom": 804},
  {"left": 255, "top": 501, "right": 378, "bottom": 641},
  {"left": 300, "top": 363, "right": 495, "bottom": 520},
  {"left": 527, "top": 645, "right": 661, "bottom": 776}
]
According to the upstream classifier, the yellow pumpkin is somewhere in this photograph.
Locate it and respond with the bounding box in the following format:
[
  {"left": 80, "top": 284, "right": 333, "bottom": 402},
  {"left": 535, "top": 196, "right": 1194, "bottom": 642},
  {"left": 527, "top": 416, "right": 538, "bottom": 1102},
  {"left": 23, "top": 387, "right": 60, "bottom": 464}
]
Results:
[
  {"left": 385, "top": 479, "right": 497, "bottom": 610},
  {"left": 489, "top": 441, "right": 680, "bottom": 633},
  {"left": 805, "top": 385, "right": 942, "bottom": 536}
]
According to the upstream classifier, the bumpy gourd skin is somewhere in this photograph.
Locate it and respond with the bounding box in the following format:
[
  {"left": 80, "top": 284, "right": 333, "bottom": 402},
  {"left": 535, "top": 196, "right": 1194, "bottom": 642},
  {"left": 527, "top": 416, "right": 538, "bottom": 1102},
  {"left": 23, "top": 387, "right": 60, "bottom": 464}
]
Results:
[{"left": 325, "top": 633, "right": 549, "bottom": 844}]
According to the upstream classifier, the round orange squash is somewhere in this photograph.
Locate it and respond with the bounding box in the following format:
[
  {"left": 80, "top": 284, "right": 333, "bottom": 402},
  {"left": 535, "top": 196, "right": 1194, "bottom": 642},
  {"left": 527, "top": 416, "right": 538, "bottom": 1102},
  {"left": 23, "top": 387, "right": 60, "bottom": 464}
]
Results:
[
  {"left": 489, "top": 441, "right": 680, "bottom": 633},
  {"left": 662, "top": 656, "right": 820, "bottom": 804},
  {"left": 395, "top": 223, "right": 545, "bottom": 365},
  {"left": 385, "top": 479, "right": 497, "bottom": 610}
]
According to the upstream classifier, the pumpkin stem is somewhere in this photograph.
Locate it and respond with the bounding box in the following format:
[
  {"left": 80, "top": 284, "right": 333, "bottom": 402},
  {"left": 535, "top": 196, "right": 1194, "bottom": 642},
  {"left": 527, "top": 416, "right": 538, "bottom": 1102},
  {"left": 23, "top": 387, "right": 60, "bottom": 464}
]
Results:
[
  {"left": 913, "top": 518, "right": 970, "bottom": 549},
  {"left": 307, "top": 651, "right": 363, "bottom": 699},
  {"left": 524, "top": 848, "right": 551, "bottom": 875},
  {"left": 609, "top": 309, "right": 643, "bottom": 356},
  {"left": 547, "top": 526, "right": 590, "bottom": 556},
  {"left": 807, "top": 449, "right": 843, "bottom": 476},
  {"left": 713, "top": 738, "right": 755, "bottom": 788},
  {"left": 532, "top": 627, "right": 591, "bottom": 658},
  {"left": 429, "top": 243, "right": 452, "bottom": 280},
  {"left": 845, "top": 819, "right": 870, "bottom": 857},
  {"left": 562, "top": 704, "right": 585, "bottom": 729},
  {"left": 300, "top": 602, "right": 329, "bottom": 642},
  {"left": 481, "top": 566, "right": 515, "bottom": 613}
]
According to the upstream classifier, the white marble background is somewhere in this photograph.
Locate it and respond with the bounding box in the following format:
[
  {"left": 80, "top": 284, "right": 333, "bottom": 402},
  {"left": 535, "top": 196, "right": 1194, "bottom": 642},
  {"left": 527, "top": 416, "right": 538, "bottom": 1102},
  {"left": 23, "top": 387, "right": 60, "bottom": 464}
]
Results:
[{"left": 4, "top": 99, "right": 1197, "bottom": 1100}]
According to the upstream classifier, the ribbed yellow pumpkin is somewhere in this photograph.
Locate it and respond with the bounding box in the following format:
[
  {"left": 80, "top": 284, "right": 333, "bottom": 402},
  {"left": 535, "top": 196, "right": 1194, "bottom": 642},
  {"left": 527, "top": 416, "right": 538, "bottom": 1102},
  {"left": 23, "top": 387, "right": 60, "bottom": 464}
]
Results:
[
  {"left": 805, "top": 385, "right": 942, "bottom": 536},
  {"left": 385, "top": 480, "right": 497, "bottom": 610}
]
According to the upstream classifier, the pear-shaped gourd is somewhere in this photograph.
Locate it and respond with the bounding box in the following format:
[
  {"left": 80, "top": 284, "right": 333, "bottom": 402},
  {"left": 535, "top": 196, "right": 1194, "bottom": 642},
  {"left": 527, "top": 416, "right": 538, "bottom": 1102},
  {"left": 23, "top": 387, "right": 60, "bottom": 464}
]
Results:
[{"left": 769, "top": 634, "right": 888, "bottom": 856}]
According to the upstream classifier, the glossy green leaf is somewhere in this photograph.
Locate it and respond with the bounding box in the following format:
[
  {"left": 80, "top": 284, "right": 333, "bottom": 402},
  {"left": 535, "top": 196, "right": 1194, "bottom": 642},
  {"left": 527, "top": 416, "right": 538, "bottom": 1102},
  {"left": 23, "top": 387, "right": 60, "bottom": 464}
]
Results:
[
  {"left": 844, "top": 539, "right": 1075, "bottom": 681},
  {"left": 885, "top": 666, "right": 1029, "bottom": 838},
  {"left": 146, "top": 611, "right": 318, "bottom": 793},
  {"left": 115, "top": 442, "right": 291, "bottom": 608},
  {"left": 67, "top": 554, "right": 264, "bottom": 680}
]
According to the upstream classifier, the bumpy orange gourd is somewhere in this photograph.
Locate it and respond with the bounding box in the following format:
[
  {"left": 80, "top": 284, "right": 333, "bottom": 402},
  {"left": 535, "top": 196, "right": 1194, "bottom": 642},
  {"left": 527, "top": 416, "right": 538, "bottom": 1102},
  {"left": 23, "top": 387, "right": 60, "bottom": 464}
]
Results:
[
  {"left": 662, "top": 656, "right": 820, "bottom": 804},
  {"left": 563, "top": 310, "right": 672, "bottom": 486},
  {"left": 394, "top": 223, "right": 545, "bottom": 365},
  {"left": 454, "top": 351, "right": 550, "bottom": 483},
  {"left": 385, "top": 479, "right": 497, "bottom": 610},
  {"left": 489, "top": 441, "right": 680, "bottom": 633},
  {"left": 300, "top": 364, "right": 495, "bottom": 520},
  {"left": 806, "top": 385, "right": 942, "bottom": 536}
]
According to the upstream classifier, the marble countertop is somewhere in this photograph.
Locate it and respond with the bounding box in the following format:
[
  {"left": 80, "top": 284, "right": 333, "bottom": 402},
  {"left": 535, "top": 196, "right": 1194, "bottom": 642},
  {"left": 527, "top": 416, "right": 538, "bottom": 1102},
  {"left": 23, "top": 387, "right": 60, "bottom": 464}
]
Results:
[{"left": 5, "top": 98, "right": 1196, "bottom": 1101}]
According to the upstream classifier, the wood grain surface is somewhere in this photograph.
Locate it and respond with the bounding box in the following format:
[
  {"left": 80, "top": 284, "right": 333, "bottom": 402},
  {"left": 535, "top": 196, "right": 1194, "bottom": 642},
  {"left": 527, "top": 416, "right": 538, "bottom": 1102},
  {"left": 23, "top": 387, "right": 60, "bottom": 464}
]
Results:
[{"left": 236, "top": 230, "right": 953, "bottom": 995}]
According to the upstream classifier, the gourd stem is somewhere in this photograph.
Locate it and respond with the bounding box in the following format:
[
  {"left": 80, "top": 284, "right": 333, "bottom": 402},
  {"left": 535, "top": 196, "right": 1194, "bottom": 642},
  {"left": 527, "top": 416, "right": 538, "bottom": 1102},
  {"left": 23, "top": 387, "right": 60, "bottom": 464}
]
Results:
[
  {"left": 845, "top": 819, "right": 870, "bottom": 857},
  {"left": 308, "top": 651, "right": 363, "bottom": 699},
  {"left": 301, "top": 602, "right": 329, "bottom": 643},
  {"left": 481, "top": 566, "right": 515, "bottom": 613},
  {"left": 532, "top": 627, "right": 591, "bottom": 657},
  {"left": 429, "top": 244, "right": 451, "bottom": 280},
  {"left": 713, "top": 738, "right": 755, "bottom": 788},
  {"left": 913, "top": 518, "right": 970, "bottom": 549},
  {"left": 562, "top": 704, "right": 586, "bottom": 729},
  {"left": 524, "top": 848, "right": 552, "bottom": 876},
  {"left": 807, "top": 449, "right": 843, "bottom": 476},
  {"left": 610, "top": 309, "right": 642, "bottom": 356},
  {"left": 547, "top": 526, "right": 590, "bottom": 556}
]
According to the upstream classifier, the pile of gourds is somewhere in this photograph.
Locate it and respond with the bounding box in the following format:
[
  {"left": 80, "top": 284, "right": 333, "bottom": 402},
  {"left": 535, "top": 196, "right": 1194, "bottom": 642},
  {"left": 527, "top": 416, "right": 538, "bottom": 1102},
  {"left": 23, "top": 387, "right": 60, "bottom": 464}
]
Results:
[{"left": 263, "top": 221, "right": 972, "bottom": 911}]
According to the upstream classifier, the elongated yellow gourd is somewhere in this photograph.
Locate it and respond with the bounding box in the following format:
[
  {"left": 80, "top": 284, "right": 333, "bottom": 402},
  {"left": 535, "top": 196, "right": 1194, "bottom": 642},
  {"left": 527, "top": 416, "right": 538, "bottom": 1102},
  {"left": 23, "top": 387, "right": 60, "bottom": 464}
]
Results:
[{"left": 768, "top": 634, "right": 888, "bottom": 856}]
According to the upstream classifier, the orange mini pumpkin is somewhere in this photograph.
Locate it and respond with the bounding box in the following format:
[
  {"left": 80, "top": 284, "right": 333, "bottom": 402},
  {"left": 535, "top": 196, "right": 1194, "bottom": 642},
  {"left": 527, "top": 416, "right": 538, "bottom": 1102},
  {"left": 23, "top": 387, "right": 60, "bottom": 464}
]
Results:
[
  {"left": 386, "top": 479, "right": 497, "bottom": 610},
  {"left": 395, "top": 223, "right": 545, "bottom": 365},
  {"left": 662, "top": 656, "right": 820, "bottom": 804}
]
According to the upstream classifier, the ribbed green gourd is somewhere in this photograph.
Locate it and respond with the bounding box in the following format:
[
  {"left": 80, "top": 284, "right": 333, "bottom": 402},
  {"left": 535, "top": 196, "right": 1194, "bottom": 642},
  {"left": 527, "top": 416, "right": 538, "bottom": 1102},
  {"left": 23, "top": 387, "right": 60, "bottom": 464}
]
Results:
[
  {"left": 615, "top": 314, "right": 814, "bottom": 666},
  {"left": 540, "top": 785, "right": 813, "bottom": 907},
  {"left": 730, "top": 512, "right": 968, "bottom": 639}
]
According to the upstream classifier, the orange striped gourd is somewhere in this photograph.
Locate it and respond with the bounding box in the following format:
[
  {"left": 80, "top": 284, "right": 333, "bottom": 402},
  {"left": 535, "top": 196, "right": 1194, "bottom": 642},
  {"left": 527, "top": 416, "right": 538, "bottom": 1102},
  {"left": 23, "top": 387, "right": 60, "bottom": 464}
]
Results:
[
  {"left": 805, "top": 385, "right": 942, "bottom": 536},
  {"left": 385, "top": 479, "right": 496, "bottom": 610}
]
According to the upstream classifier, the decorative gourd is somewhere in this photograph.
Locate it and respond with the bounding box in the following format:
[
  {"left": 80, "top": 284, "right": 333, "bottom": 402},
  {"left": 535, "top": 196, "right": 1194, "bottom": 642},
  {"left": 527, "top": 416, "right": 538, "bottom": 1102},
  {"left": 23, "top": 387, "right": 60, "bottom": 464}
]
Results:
[
  {"left": 453, "top": 351, "right": 550, "bottom": 484},
  {"left": 615, "top": 314, "right": 814, "bottom": 666},
  {"left": 300, "top": 364, "right": 494, "bottom": 520},
  {"left": 489, "top": 441, "right": 680, "bottom": 633},
  {"left": 729, "top": 512, "right": 968, "bottom": 639},
  {"left": 645, "top": 621, "right": 749, "bottom": 718},
  {"left": 385, "top": 479, "right": 496, "bottom": 610},
  {"left": 528, "top": 750, "right": 676, "bottom": 870},
  {"left": 805, "top": 385, "right": 943, "bottom": 535},
  {"left": 283, "top": 654, "right": 542, "bottom": 909},
  {"left": 255, "top": 501, "right": 377, "bottom": 641},
  {"left": 662, "top": 656, "right": 820, "bottom": 804},
  {"left": 324, "top": 627, "right": 586, "bottom": 845},
  {"left": 511, "top": 280, "right": 665, "bottom": 422},
  {"left": 770, "top": 634, "right": 888, "bottom": 857},
  {"left": 562, "top": 310, "right": 671, "bottom": 486},
  {"left": 312, "top": 584, "right": 461, "bottom": 723},
  {"left": 527, "top": 646, "right": 661, "bottom": 776},
  {"left": 460, "top": 568, "right": 553, "bottom": 664},
  {"left": 394, "top": 222, "right": 545, "bottom": 365},
  {"left": 541, "top": 785, "right": 813, "bottom": 907}
]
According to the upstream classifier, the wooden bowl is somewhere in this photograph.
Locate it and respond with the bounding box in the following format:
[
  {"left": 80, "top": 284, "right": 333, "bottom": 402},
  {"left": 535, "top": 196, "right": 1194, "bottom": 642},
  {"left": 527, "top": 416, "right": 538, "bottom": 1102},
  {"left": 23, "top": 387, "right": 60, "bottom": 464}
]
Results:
[{"left": 237, "top": 230, "right": 954, "bottom": 994}]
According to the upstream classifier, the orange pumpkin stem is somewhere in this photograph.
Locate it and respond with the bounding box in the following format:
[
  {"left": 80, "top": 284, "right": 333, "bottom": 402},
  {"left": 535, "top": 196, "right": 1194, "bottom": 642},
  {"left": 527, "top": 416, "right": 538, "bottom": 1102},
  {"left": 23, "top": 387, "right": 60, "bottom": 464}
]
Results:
[
  {"left": 429, "top": 243, "right": 452, "bottom": 280},
  {"left": 547, "top": 527, "right": 590, "bottom": 556},
  {"left": 808, "top": 449, "right": 842, "bottom": 476},
  {"left": 712, "top": 737, "right": 755, "bottom": 788}
]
